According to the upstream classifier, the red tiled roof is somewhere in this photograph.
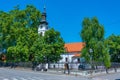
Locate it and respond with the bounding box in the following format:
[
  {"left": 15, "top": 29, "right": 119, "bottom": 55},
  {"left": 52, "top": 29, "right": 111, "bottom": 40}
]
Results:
[{"left": 64, "top": 42, "right": 85, "bottom": 53}]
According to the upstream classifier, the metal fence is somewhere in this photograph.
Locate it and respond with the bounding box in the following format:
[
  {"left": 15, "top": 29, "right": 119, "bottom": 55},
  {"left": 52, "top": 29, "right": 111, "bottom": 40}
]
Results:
[
  {"left": 0, "top": 61, "right": 33, "bottom": 68},
  {"left": 0, "top": 61, "right": 120, "bottom": 73}
]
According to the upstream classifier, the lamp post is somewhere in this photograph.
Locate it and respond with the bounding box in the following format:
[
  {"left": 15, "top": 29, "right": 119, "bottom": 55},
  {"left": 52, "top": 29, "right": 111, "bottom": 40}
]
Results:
[
  {"left": 89, "top": 48, "right": 93, "bottom": 68},
  {"left": 88, "top": 48, "right": 93, "bottom": 80}
]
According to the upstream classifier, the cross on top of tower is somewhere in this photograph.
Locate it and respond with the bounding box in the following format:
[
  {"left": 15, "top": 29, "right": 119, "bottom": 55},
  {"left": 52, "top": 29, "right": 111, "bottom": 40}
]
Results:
[
  {"left": 43, "top": 4, "right": 46, "bottom": 13},
  {"left": 43, "top": 0, "right": 46, "bottom": 13}
]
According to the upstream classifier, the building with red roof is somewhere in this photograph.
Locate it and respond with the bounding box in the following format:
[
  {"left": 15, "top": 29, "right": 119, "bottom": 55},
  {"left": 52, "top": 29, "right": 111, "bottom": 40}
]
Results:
[{"left": 59, "top": 42, "right": 85, "bottom": 63}]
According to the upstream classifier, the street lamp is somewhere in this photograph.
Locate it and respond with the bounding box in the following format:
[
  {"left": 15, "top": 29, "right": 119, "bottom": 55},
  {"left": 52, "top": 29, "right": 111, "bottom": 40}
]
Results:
[
  {"left": 89, "top": 48, "right": 93, "bottom": 79},
  {"left": 89, "top": 48, "right": 93, "bottom": 69}
]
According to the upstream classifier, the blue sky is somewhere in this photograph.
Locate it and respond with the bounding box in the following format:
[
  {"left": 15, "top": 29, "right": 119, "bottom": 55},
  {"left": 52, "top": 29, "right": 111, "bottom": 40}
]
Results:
[{"left": 0, "top": 0, "right": 120, "bottom": 43}]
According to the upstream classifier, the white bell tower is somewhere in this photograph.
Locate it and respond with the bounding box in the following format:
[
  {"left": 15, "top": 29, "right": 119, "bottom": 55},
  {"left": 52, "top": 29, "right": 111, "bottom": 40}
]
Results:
[{"left": 38, "top": 5, "right": 49, "bottom": 36}]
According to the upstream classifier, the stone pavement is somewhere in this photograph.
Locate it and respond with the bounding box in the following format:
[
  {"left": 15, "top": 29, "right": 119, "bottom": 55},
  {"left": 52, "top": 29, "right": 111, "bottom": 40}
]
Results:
[
  {"left": 2, "top": 67, "right": 120, "bottom": 78},
  {"left": 46, "top": 68, "right": 120, "bottom": 77},
  {"left": 0, "top": 68, "right": 85, "bottom": 80},
  {"left": 1, "top": 67, "right": 120, "bottom": 80}
]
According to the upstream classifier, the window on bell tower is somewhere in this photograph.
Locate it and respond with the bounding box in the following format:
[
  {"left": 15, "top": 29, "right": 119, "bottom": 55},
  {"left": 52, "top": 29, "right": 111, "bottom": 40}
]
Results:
[
  {"left": 40, "top": 32, "right": 43, "bottom": 36},
  {"left": 40, "top": 26, "right": 43, "bottom": 29}
]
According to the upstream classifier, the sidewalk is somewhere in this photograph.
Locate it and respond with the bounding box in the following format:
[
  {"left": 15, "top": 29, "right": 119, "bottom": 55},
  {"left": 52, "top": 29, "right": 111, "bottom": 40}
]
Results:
[
  {"left": 1, "top": 67, "right": 120, "bottom": 77},
  {"left": 46, "top": 68, "right": 120, "bottom": 77}
]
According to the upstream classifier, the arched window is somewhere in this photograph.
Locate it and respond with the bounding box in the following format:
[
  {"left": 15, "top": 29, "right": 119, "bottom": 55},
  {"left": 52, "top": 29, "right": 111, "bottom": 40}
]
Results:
[
  {"left": 40, "top": 32, "right": 43, "bottom": 36},
  {"left": 40, "top": 26, "right": 43, "bottom": 29}
]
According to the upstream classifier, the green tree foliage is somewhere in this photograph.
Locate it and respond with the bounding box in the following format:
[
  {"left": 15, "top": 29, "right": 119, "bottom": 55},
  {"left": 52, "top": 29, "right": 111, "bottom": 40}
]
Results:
[
  {"left": 7, "top": 28, "right": 38, "bottom": 62},
  {"left": 30, "top": 36, "right": 45, "bottom": 62},
  {"left": 80, "top": 17, "right": 111, "bottom": 68},
  {"left": 0, "top": 5, "right": 41, "bottom": 62},
  {"left": 0, "top": 33, "right": 1, "bottom": 51},
  {"left": 0, "top": 5, "right": 41, "bottom": 49},
  {"left": 24, "top": 28, "right": 65, "bottom": 63},
  {"left": 0, "top": 5, "right": 65, "bottom": 63},
  {"left": 43, "top": 28, "right": 65, "bottom": 63},
  {"left": 106, "top": 34, "right": 120, "bottom": 62}
]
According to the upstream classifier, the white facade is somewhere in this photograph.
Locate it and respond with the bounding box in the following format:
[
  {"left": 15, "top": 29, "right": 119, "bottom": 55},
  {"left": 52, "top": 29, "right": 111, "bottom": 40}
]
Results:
[
  {"left": 59, "top": 53, "right": 79, "bottom": 63},
  {"left": 49, "top": 53, "right": 81, "bottom": 69},
  {"left": 38, "top": 24, "right": 48, "bottom": 36}
]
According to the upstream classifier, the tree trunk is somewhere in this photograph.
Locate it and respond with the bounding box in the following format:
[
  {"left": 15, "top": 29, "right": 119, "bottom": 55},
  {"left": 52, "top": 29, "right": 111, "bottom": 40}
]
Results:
[{"left": 106, "top": 68, "right": 109, "bottom": 74}]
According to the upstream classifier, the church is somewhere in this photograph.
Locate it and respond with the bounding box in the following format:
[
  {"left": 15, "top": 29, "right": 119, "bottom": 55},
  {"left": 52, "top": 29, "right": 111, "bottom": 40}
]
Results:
[{"left": 38, "top": 6, "right": 84, "bottom": 69}]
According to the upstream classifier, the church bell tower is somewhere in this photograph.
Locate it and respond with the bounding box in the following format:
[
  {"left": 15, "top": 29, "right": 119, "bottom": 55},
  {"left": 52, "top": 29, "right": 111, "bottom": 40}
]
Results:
[{"left": 38, "top": 5, "right": 49, "bottom": 36}]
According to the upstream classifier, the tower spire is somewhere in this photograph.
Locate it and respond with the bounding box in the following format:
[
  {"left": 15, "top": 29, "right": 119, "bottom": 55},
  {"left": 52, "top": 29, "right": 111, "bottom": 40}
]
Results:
[
  {"left": 38, "top": 0, "right": 49, "bottom": 36},
  {"left": 43, "top": 0, "right": 46, "bottom": 13},
  {"left": 43, "top": 4, "right": 46, "bottom": 13}
]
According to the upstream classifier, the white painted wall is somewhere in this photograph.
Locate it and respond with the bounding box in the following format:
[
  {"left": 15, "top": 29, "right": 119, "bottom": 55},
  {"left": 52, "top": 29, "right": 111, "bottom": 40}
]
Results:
[
  {"left": 38, "top": 25, "right": 48, "bottom": 36},
  {"left": 59, "top": 53, "right": 80, "bottom": 63},
  {"left": 59, "top": 53, "right": 73, "bottom": 63},
  {"left": 49, "top": 53, "right": 82, "bottom": 69}
]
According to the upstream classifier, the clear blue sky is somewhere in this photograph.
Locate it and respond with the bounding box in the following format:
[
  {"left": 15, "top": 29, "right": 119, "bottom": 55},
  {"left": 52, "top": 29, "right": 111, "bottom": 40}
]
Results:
[{"left": 0, "top": 0, "right": 120, "bottom": 43}]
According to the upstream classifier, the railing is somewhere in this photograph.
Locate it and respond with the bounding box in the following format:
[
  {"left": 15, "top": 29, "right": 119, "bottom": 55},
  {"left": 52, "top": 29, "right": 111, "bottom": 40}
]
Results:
[
  {"left": 0, "top": 61, "right": 120, "bottom": 74},
  {"left": 0, "top": 61, "right": 32, "bottom": 68}
]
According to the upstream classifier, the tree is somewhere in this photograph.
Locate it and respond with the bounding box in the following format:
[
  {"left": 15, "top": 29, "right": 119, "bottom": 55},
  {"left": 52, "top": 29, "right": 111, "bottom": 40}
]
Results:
[
  {"left": 0, "top": 33, "right": 2, "bottom": 52},
  {"left": 27, "top": 28, "right": 65, "bottom": 66},
  {"left": 43, "top": 28, "right": 65, "bottom": 63},
  {"left": 80, "top": 17, "right": 111, "bottom": 68},
  {"left": 106, "top": 34, "right": 120, "bottom": 62},
  {"left": 0, "top": 5, "right": 41, "bottom": 62},
  {"left": 30, "top": 36, "right": 45, "bottom": 63},
  {"left": 0, "top": 5, "right": 41, "bottom": 50},
  {"left": 1, "top": 5, "right": 65, "bottom": 65},
  {"left": 7, "top": 28, "right": 38, "bottom": 62}
]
